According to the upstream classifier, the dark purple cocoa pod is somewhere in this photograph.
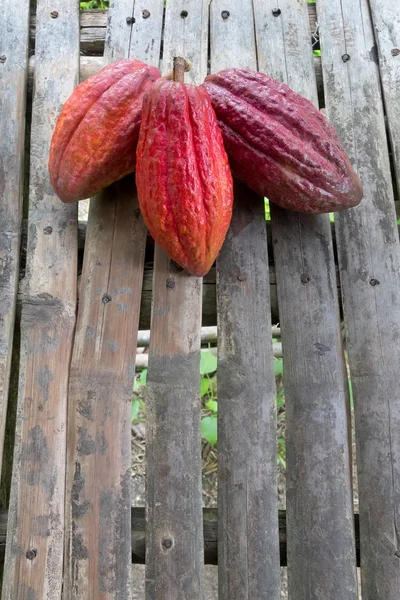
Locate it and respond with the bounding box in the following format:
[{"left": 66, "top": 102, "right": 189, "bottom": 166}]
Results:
[{"left": 203, "top": 68, "right": 363, "bottom": 214}]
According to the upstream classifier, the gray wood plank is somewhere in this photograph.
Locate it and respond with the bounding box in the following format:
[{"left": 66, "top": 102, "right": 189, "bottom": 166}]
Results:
[
  {"left": 368, "top": 0, "right": 400, "bottom": 191},
  {"left": 209, "top": 2, "right": 281, "bottom": 599},
  {"left": 1, "top": 0, "right": 80, "bottom": 597},
  {"left": 0, "top": 0, "right": 30, "bottom": 484},
  {"left": 253, "top": 2, "right": 358, "bottom": 599},
  {"left": 145, "top": 2, "right": 208, "bottom": 598},
  {"left": 317, "top": 0, "right": 400, "bottom": 598},
  {"left": 63, "top": 1, "right": 164, "bottom": 598}
]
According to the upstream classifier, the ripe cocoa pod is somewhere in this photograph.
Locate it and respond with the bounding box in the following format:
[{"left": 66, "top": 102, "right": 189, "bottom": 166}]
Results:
[
  {"left": 49, "top": 59, "right": 160, "bottom": 203},
  {"left": 136, "top": 77, "right": 233, "bottom": 277},
  {"left": 203, "top": 69, "right": 363, "bottom": 214}
]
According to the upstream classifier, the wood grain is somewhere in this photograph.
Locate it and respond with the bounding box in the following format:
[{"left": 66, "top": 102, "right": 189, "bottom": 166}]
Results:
[
  {"left": 144, "top": 1, "right": 208, "bottom": 598},
  {"left": 253, "top": 1, "right": 358, "bottom": 599},
  {"left": 0, "top": 0, "right": 30, "bottom": 485},
  {"left": 318, "top": 0, "right": 400, "bottom": 597},
  {"left": 209, "top": 2, "right": 281, "bottom": 599},
  {"left": 368, "top": 0, "right": 400, "bottom": 193},
  {"left": 1, "top": 0, "right": 79, "bottom": 598},
  {"left": 63, "top": 1, "right": 164, "bottom": 598}
]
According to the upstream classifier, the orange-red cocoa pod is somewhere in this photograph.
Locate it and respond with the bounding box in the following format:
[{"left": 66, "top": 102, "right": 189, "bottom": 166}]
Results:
[
  {"left": 48, "top": 59, "right": 160, "bottom": 203},
  {"left": 203, "top": 69, "right": 363, "bottom": 214},
  {"left": 136, "top": 79, "right": 234, "bottom": 277}
]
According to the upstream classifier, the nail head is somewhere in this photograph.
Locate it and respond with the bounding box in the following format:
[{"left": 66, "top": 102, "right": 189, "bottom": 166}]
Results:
[
  {"left": 342, "top": 53, "right": 351, "bottom": 62},
  {"left": 0, "top": 55, "right": 7, "bottom": 63},
  {"left": 300, "top": 274, "right": 310, "bottom": 284},
  {"left": 180, "top": 10, "right": 188, "bottom": 18},
  {"left": 391, "top": 48, "right": 400, "bottom": 57},
  {"left": 272, "top": 8, "right": 281, "bottom": 16},
  {"left": 221, "top": 10, "right": 230, "bottom": 19},
  {"left": 162, "top": 538, "right": 173, "bottom": 549},
  {"left": 26, "top": 548, "right": 37, "bottom": 560},
  {"left": 126, "top": 16, "right": 135, "bottom": 24},
  {"left": 369, "top": 278, "right": 380, "bottom": 286},
  {"left": 50, "top": 10, "right": 59, "bottom": 18},
  {"left": 102, "top": 294, "right": 112, "bottom": 304},
  {"left": 43, "top": 226, "right": 53, "bottom": 235},
  {"left": 142, "top": 9, "right": 150, "bottom": 18}
]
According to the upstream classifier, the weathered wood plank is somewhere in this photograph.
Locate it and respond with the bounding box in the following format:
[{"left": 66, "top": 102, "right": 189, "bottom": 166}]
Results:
[
  {"left": 253, "top": 1, "right": 358, "bottom": 599},
  {"left": 145, "top": 2, "right": 208, "bottom": 599},
  {"left": 209, "top": 3, "right": 280, "bottom": 599},
  {"left": 0, "top": 0, "right": 30, "bottom": 485},
  {"left": 318, "top": 0, "right": 400, "bottom": 598},
  {"left": 1, "top": 0, "right": 79, "bottom": 597},
  {"left": 368, "top": 0, "right": 400, "bottom": 191},
  {"left": 63, "top": 1, "right": 164, "bottom": 598}
]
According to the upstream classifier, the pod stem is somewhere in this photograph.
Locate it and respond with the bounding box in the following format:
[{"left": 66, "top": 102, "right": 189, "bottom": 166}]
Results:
[{"left": 173, "top": 57, "right": 189, "bottom": 82}]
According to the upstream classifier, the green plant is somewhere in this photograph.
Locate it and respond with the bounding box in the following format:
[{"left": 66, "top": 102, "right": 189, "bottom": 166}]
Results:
[
  {"left": 132, "top": 368, "right": 147, "bottom": 422},
  {"left": 80, "top": 0, "right": 109, "bottom": 9}
]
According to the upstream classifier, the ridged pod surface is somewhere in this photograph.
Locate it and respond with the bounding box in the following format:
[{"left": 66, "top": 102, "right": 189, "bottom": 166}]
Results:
[
  {"left": 203, "top": 69, "right": 363, "bottom": 214},
  {"left": 136, "top": 78, "right": 234, "bottom": 277},
  {"left": 49, "top": 59, "right": 160, "bottom": 203}
]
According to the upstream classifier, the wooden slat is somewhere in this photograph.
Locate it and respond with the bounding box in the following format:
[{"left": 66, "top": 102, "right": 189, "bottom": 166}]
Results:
[
  {"left": 368, "top": 0, "right": 400, "bottom": 190},
  {"left": 63, "top": 1, "right": 164, "bottom": 598},
  {"left": 0, "top": 0, "right": 30, "bottom": 482},
  {"left": 1, "top": 0, "right": 79, "bottom": 597},
  {"left": 253, "top": 1, "right": 358, "bottom": 599},
  {"left": 144, "top": 2, "right": 208, "bottom": 598},
  {"left": 317, "top": 0, "right": 400, "bottom": 598},
  {"left": 0, "top": 506, "right": 363, "bottom": 567},
  {"left": 209, "top": 3, "right": 280, "bottom": 599}
]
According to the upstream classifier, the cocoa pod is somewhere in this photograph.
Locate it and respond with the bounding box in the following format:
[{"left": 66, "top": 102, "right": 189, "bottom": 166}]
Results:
[
  {"left": 49, "top": 59, "right": 160, "bottom": 203},
  {"left": 136, "top": 78, "right": 233, "bottom": 277},
  {"left": 203, "top": 69, "right": 363, "bottom": 214}
]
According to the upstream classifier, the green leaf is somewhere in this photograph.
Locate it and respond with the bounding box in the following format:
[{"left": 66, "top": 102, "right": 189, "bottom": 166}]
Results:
[
  {"left": 348, "top": 377, "right": 354, "bottom": 409},
  {"left": 274, "top": 358, "right": 283, "bottom": 377},
  {"left": 276, "top": 390, "right": 285, "bottom": 409},
  {"left": 313, "top": 49, "right": 321, "bottom": 57},
  {"left": 205, "top": 399, "right": 218, "bottom": 414},
  {"left": 201, "top": 416, "right": 218, "bottom": 447},
  {"left": 200, "top": 376, "right": 211, "bottom": 397},
  {"left": 139, "top": 368, "right": 147, "bottom": 386},
  {"left": 131, "top": 398, "right": 140, "bottom": 422},
  {"left": 200, "top": 351, "right": 217, "bottom": 375}
]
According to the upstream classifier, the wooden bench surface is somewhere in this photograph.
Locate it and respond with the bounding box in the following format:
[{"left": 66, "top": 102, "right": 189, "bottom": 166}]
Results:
[{"left": 0, "top": 0, "right": 399, "bottom": 598}]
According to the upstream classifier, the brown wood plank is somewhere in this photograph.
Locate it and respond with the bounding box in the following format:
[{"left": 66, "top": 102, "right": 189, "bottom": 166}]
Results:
[
  {"left": 209, "top": 2, "right": 281, "bottom": 599},
  {"left": 368, "top": 0, "right": 400, "bottom": 192},
  {"left": 63, "top": 1, "right": 164, "bottom": 598},
  {"left": 0, "top": 0, "right": 30, "bottom": 483},
  {"left": 144, "top": 2, "right": 208, "bottom": 599},
  {"left": 253, "top": 1, "right": 358, "bottom": 599},
  {"left": 0, "top": 506, "right": 363, "bottom": 567},
  {"left": 1, "top": 0, "right": 79, "bottom": 597},
  {"left": 318, "top": 0, "right": 400, "bottom": 598}
]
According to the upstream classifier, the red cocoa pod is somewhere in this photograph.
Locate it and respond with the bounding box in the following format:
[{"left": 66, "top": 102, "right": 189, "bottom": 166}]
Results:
[
  {"left": 49, "top": 59, "right": 160, "bottom": 203},
  {"left": 136, "top": 78, "right": 233, "bottom": 277},
  {"left": 203, "top": 69, "right": 363, "bottom": 214}
]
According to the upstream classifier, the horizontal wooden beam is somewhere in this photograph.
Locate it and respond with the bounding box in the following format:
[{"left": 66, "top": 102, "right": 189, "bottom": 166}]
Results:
[{"left": 0, "top": 507, "right": 361, "bottom": 566}]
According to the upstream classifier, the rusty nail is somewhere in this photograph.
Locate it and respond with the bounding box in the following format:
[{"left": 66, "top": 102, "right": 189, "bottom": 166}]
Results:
[
  {"left": 221, "top": 10, "right": 230, "bottom": 19},
  {"left": 126, "top": 16, "right": 135, "bottom": 24},
  {"left": 142, "top": 9, "right": 150, "bottom": 18},
  {"left": 166, "top": 278, "right": 175, "bottom": 289},
  {"left": 272, "top": 8, "right": 281, "bottom": 16},
  {"left": 50, "top": 10, "right": 59, "bottom": 18},
  {"left": 43, "top": 226, "right": 53, "bottom": 235},
  {"left": 391, "top": 48, "right": 400, "bottom": 57},
  {"left": 369, "top": 278, "right": 380, "bottom": 286},
  {"left": 102, "top": 294, "right": 112, "bottom": 304},
  {"left": 0, "top": 55, "right": 6, "bottom": 63},
  {"left": 26, "top": 548, "right": 37, "bottom": 560},
  {"left": 162, "top": 539, "right": 173, "bottom": 549},
  {"left": 180, "top": 10, "right": 188, "bottom": 18},
  {"left": 300, "top": 274, "right": 310, "bottom": 284},
  {"left": 342, "top": 53, "right": 350, "bottom": 62}
]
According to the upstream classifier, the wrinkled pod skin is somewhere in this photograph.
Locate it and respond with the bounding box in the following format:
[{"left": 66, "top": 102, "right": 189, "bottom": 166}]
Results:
[
  {"left": 203, "top": 68, "right": 363, "bottom": 214},
  {"left": 49, "top": 59, "right": 160, "bottom": 203},
  {"left": 136, "top": 79, "right": 234, "bottom": 277}
]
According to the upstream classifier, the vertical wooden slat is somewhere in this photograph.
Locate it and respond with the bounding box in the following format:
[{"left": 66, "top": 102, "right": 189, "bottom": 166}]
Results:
[
  {"left": 0, "top": 0, "right": 30, "bottom": 480},
  {"left": 2, "top": 0, "right": 79, "bottom": 597},
  {"left": 63, "top": 1, "right": 164, "bottom": 598},
  {"left": 368, "top": 0, "right": 400, "bottom": 190},
  {"left": 145, "top": 1, "right": 208, "bottom": 598},
  {"left": 318, "top": 0, "right": 400, "bottom": 598},
  {"left": 253, "top": 2, "right": 358, "bottom": 599},
  {"left": 209, "top": 2, "right": 281, "bottom": 599}
]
